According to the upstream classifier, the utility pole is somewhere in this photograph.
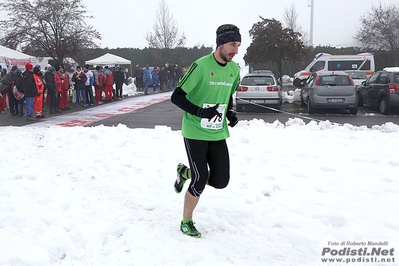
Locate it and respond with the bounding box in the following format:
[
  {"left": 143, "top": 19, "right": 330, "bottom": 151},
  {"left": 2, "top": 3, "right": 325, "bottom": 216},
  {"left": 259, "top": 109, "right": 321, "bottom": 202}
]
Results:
[{"left": 308, "top": 0, "right": 314, "bottom": 47}]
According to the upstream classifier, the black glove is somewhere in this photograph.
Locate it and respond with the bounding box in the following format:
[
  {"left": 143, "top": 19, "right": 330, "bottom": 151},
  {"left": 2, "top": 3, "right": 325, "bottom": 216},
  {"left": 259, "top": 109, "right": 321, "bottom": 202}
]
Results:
[
  {"left": 226, "top": 109, "right": 238, "bottom": 127},
  {"left": 197, "top": 104, "right": 222, "bottom": 120}
]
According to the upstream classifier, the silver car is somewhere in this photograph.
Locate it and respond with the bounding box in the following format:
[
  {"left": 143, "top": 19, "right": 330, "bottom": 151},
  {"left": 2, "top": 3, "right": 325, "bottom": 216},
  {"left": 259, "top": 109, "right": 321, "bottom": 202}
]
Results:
[
  {"left": 236, "top": 70, "right": 282, "bottom": 112},
  {"left": 300, "top": 71, "right": 358, "bottom": 115},
  {"left": 345, "top": 70, "right": 367, "bottom": 88}
]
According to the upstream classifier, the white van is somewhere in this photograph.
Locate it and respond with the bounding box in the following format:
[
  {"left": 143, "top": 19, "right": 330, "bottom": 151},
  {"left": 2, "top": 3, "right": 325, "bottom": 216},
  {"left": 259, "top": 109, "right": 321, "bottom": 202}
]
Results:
[{"left": 294, "top": 52, "right": 375, "bottom": 83}]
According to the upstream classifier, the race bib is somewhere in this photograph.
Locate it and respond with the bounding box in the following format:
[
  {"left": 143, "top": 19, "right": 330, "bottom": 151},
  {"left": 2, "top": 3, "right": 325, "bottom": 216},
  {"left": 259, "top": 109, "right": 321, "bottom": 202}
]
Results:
[{"left": 200, "top": 103, "right": 226, "bottom": 130}]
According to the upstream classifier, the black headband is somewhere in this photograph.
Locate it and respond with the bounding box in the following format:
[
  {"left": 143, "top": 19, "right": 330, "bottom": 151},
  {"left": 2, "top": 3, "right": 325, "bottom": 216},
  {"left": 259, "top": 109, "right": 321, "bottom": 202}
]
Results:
[{"left": 216, "top": 30, "right": 241, "bottom": 47}]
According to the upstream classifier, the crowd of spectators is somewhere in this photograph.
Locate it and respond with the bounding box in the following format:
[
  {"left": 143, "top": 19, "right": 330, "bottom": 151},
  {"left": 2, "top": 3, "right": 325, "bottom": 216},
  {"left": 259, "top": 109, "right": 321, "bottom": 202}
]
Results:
[{"left": 0, "top": 63, "right": 131, "bottom": 121}]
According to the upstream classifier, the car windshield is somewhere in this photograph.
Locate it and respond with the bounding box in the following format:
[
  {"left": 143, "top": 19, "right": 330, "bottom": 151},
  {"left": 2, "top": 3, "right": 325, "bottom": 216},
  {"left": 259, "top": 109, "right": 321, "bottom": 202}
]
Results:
[
  {"left": 320, "top": 75, "right": 351, "bottom": 86},
  {"left": 347, "top": 72, "right": 367, "bottom": 79},
  {"left": 241, "top": 76, "right": 274, "bottom": 86}
]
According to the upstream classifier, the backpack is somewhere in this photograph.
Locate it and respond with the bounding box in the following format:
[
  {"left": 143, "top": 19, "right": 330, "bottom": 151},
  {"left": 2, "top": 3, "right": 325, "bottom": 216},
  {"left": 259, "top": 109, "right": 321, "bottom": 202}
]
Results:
[{"left": 13, "top": 83, "right": 24, "bottom": 100}]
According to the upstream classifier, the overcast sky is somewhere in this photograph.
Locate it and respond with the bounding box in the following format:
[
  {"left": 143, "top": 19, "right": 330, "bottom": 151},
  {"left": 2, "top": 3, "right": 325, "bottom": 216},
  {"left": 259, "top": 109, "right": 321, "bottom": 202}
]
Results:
[
  {"left": 83, "top": 0, "right": 396, "bottom": 67},
  {"left": 1, "top": 0, "right": 396, "bottom": 67}
]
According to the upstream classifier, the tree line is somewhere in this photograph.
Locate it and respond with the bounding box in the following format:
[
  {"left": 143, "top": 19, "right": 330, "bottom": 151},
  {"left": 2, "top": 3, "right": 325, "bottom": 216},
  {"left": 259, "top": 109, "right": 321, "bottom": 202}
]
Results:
[{"left": 77, "top": 46, "right": 213, "bottom": 72}]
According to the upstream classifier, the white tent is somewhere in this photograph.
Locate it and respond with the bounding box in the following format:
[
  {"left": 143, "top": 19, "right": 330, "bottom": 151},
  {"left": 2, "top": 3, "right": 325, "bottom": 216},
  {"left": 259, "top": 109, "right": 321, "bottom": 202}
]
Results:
[
  {"left": 0, "top": 45, "right": 38, "bottom": 70},
  {"left": 85, "top": 53, "right": 132, "bottom": 72}
]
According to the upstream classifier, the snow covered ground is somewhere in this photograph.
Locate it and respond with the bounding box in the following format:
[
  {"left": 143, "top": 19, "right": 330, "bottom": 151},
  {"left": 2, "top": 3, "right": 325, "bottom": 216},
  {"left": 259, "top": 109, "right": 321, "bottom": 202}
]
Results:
[{"left": 0, "top": 86, "right": 399, "bottom": 266}]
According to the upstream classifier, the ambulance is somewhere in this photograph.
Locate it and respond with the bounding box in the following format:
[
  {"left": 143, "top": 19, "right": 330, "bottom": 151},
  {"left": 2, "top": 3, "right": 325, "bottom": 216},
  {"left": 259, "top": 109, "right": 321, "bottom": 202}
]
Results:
[{"left": 293, "top": 52, "right": 375, "bottom": 85}]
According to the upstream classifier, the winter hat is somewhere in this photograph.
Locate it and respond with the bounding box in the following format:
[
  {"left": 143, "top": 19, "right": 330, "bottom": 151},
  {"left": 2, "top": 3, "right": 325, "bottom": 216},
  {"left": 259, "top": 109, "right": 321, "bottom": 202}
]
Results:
[
  {"left": 15, "top": 69, "right": 22, "bottom": 75},
  {"left": 216, "top": 25, "right": 241, "bottom": 47},
  {"left": 48, "top": 67, "right": 55, "bottom": 73},
  {"left": 25, "top": 63, "right": 33, "bottom": 71}
]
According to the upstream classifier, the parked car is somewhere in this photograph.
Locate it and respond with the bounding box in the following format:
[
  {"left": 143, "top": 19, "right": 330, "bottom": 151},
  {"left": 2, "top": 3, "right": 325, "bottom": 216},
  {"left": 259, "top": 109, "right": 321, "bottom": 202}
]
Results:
[
  {"left": 345, "top": 70, "right": 367, "bottom": 88},
  {"left": 299, "top": 71, "right": 358, "bottom": 115},
  {"left": 357, "top": 67, "right": 399, "bottom": 114},
  {"left": 236, "top": 70, "right": 282, "bottom": 112}
]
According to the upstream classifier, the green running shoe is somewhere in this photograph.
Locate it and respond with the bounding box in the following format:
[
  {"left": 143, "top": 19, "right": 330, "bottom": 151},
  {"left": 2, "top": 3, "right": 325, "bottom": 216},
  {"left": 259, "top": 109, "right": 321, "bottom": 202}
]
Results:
[
  {"left": 180, "top": 221, "right": 201, "bottom": 238},
  {"left": 174, "top": 163, "right": 190, "bottom": 193}
]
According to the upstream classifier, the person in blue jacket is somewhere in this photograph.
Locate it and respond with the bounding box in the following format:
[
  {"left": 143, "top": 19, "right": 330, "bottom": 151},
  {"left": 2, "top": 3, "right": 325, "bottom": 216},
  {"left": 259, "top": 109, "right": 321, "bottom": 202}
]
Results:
[
  {"left": 151, "top": 67, "right": 159, "bottom": 93},
  {"left": 143, "top": 65, "right": 151, "bottom": 95}
]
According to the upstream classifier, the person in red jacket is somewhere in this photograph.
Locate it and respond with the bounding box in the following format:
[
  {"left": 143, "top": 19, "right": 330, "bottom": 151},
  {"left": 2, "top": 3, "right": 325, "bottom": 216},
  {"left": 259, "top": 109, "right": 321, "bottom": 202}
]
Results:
[
  {"left": 33, "top": 66, "right": 45, "bottom": 118},
  {"left": 93, "top": 66, "right": 104, "bottom": 104},
  {"left": 58, "top": 65, "right": 71, "bottom": 110},
  {"left": 53, "top": 67, "right": 63, "bottom": 112},
  {"left": 103, "top": 66, "right": 114, "bottom": 102}
]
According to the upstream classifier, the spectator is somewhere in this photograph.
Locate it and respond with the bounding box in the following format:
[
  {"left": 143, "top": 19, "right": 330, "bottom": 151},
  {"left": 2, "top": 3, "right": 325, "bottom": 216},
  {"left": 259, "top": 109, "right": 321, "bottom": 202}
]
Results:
[
  {"left": 167, "top": 63, "right": 175, "bottom": 91},
  {"left": 53, "top": 66, "right": 63, "bottom": 112},
  {"left": 1, "top": 66, "right": 18, "bottom": 115},
  {"left": 93, "top": 66, "right": 104, "bottom": 104},
  {"left": 83, "top": 64, "right": 94, "bottom": 106},
  {"left": 159, "top": 65, "right": 168, "bottom": 92},
  {"left": 114, "top": 66, "right": 125, "bottom": 100},
  {"left": 172, "top": 63, "right": 180, "bottom": 89},
  {"left": 58, "top": 65, "right": 71, "bottom": 111},
  {"left": 143, "top": 65, "right": 150, "bottom": 95},
  {"left": 103, "top": 66, "right": 114, "bottom": 102},
  {"left": 13, "top": 69, "right": 25, "bottom": 116},
  {"left": 151, "top": 67, "right": 159, "bottom": 93},
  {"left": 71, "top": 66, "right": 88, "bottom": 107},
  {"left": 22, "top": 63, "right": 37, "bottom": 121},
  {"left": 33, "top": 66, "right": 45, "bottom": 118},
  {"left": 0, "top": 67, "right": 5, "bottom": 113},
  {"left": 124, "top": 68, "right": 129, "bottom": 85},
  {"left": 133, "top": 64, "right": 143, "bottom": 90},
  {"left": 45, "top": 66, "right": 60, "bottom": 114},
  {"left": 175, "top": 64, "right": 183, "bottom": 84}
]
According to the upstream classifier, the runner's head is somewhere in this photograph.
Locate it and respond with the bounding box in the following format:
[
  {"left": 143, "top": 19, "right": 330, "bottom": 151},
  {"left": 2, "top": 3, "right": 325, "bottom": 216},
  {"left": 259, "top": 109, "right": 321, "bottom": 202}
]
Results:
[{"left": 215, "top": 24, "right": 241, "bottom": 63}]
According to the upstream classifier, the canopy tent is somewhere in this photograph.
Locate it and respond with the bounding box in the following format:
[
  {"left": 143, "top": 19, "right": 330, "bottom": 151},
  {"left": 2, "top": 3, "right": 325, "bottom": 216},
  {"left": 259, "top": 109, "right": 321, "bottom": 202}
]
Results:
[
  {"left": 85, "top": 53, "right": 132, "bottom": 73},
  {"left": 0, "top": 45, "right": 38, "bottom": 70}
]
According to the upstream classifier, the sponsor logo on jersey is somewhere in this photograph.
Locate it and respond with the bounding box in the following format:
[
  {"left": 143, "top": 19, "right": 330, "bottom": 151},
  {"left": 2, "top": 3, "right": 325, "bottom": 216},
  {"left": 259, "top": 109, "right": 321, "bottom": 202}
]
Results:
[{"left": 209, "top": 81, "right": 233, "bottom": 87}]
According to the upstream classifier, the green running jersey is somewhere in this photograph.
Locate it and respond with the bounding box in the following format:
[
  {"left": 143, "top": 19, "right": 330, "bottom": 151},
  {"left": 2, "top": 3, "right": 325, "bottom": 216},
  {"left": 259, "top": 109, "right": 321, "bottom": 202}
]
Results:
[{"left": 177, "top": 53, "right": 240, "bottom": 141}]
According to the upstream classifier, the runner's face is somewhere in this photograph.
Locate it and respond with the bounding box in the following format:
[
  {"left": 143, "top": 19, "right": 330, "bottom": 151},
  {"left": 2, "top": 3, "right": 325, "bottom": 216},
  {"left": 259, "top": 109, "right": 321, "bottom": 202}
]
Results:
[{"left": 218, "top": 41, "right": 241, "bottom": 63}]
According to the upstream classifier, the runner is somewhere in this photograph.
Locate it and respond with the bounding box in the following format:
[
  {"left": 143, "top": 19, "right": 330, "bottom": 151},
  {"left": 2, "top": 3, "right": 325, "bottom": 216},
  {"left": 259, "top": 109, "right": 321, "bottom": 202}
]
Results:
[{"left": 171, "top": 24, "right": 241, "bottom": 238}]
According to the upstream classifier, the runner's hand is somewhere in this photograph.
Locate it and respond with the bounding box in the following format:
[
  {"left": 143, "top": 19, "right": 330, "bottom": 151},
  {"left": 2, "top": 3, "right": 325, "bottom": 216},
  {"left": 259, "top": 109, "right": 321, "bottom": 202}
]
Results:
[
  {"left": 197, "top": 104, "right": 222, "bottom": 119},
  {"left": 226, "top": 109, "right": 238, "bottom": 127}
]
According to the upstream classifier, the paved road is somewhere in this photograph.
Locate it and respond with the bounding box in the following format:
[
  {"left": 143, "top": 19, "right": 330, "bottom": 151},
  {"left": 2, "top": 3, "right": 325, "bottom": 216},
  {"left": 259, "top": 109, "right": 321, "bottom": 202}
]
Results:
[
  {"left": 1, "top": 91, "right": 399, "bottom": 129},
  {"left": 87, "top": 100, "right": 399, "bottom": 129}
]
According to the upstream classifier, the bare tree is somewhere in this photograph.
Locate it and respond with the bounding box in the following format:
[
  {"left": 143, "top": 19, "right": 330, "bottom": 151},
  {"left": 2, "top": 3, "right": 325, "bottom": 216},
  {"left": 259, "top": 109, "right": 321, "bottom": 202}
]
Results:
[
  {"left": 0, "top": 0, "right": 101, "bottom": 66},
  {"left": 283, "top": 3, "right": 309, "bottom": 46},
  {"left": 355, "top": 3, "right": 399, "bottom": 65},
  {"left": 146, "top": 0, "right": 186, "bottom": 49}
]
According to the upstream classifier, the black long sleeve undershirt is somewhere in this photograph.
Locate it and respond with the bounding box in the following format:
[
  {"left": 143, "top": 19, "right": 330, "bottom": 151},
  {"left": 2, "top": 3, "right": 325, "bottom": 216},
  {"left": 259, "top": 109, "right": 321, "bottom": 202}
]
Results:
[
  {"left": 171, "top": 87, "right": 200, "bottom": 116},
  {"left": 171, "top": 87, "right": 234, "bottom": 116}
]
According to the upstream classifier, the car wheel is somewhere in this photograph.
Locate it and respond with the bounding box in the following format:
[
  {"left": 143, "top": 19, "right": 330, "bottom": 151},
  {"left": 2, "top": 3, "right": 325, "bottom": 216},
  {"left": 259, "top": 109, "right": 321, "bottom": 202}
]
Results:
[
  {"left": 307, "top": 98, "right": 315, "bottom": 114},
  {"left": 349, "top": 107, "right": 358, "bottom": 115},
  {"left": 379, "top": 97, "right": 389, "bottom": 115}
]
